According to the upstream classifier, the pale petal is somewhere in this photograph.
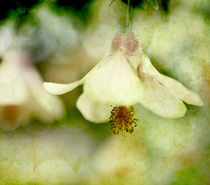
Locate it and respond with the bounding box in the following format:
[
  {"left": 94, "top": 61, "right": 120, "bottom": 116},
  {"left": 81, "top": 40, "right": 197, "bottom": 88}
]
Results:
[
  {"left": 26, "top": 71, "right": 64, "bottom": 122},
  {"left": 139, "top": 53, "right": 203, "bottom": 107},
  {"left": 138, "top": 53, "right": 160, "bottom": 79},
  {"left": 0, "top": 79, "right": 28, "bottom": 105},
  {"left": 0, "top": 52, "right": 29, "bottom": 105},
  {"left": 138, "top": 77, "right": 187, "bottom": 118},
  {"left": 43, "top": 79, "right": 83, "bottom": 95},
  {"left": 137, "top": 53, "right": 187, "bottom": 118},
  {"left": 0, "top": 50, "right": 30, "bottom": 82},
  {"left": 159, "top": 74, "right": 204, "bottom": 106},
  {"left": 30, "top": 89, "right": 64, "bottom": 123},
  {"left": 0, "top": 61, "right": 19, "bottom": 82},
  {"left": 76, "top": 93, "right": 112, "bottom": 123},
  {"left": 84, "top": 50, "right": 141, "bottom": 105}
]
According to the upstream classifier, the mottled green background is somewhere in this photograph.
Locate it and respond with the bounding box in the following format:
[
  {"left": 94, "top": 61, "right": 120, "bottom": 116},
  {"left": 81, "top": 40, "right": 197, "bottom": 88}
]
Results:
[{"left": 0, "top": 0, "right": 209, "bottom": 184}]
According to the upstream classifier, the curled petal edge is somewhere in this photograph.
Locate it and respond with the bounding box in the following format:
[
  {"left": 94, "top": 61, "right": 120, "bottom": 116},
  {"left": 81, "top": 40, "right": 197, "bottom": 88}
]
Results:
[
  {"left": 43, "top": 79, "right": 84, "bottom": 95},
  {"left": 159, "top": 74, "right": 204, "bottom": 106}
]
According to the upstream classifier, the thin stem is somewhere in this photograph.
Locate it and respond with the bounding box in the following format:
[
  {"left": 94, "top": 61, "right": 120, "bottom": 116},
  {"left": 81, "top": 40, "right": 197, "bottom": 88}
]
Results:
[
  {"left": 126, "top": 0, "right": 131, "bottom": 32},
  {"left": 109, "top": 0, "right": 131, "bottom": 32}
]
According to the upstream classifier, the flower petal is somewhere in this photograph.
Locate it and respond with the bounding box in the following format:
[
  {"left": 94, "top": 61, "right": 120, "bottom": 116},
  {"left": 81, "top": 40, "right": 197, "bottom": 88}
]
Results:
[
  {"left": 84, "top": 50, "right": 141, "bottom": 105},
  {"left": 138, "top": 53, "right": 160, "bottom": 79},
  {"left": 0, "top": 52, "right": 29, "bottom": 105},
  {"left": 43, "top": 79, "right": 83, "bottom": 95},
  {"left": 138, "top": 53, "right": 203, "bottom": 107},
  {"left": 159, "top": 74, "right": 204, "bottom": 106},
  {"left": 138, "top": 77, "right": 187, "bottom": 118},
  {"left": 76, "top": 93, "right": 112, "bottom": 123},
  {"left": 24, "top": 70, "right": 64, "bottom": 122},
  {"left": 30, "top": 85, "right": 64, "bottom": 122},
  {"left": 0, "top": 79, "right": 28, "bottom": 105},
  {"left": 138, "top": 54, "right": 187, "bottom": 118}
]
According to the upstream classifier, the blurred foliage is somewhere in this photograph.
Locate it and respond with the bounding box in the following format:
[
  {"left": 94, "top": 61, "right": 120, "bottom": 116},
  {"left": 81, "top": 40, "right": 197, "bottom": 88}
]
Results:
[
  {"left": 121, "top": 0, "right": 170, "bottom": 12},
  {"left": 0, "top": 0, "right": 172, "bottom": 25},
  {"left": 56, "top": 0, "right": 91, "bottom": 10},
  {"left": 170, "top": 168, "right": 204, "bottom": 185},
  {"left": 0, "top": 0, "right": 41, "bottom": 22},
  {"left": 50, "top": 0, "right": 93, "bottom": 23}
]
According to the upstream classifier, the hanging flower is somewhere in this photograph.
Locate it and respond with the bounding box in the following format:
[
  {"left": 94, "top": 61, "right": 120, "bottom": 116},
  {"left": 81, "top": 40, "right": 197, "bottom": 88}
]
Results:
[
  {"left": 43, "top": 32, "right": 203, "bottom": 134},
  {"left": 0, "top": 50, "right": 63, "bottom": 130}
]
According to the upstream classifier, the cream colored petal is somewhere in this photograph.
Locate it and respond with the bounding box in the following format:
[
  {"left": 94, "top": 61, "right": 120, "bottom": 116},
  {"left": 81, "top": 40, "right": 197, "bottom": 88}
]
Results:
[
  {"left": 26, "top": 71, "right": 64, "bottom": 122},
  {"left": 76, "top": 93, "right": 112, "bottom": 123},
  {"left": 138, "top": 77, "right": 187, "bottom": 118},
  {"left": 0, "top": 61, "right": 19, "bottom": 82},
  {"left": 0, "top": 51, "right": 30, "bottom": 105},
  {"left": 138, "top": 53, "right": 186, "bottom": 118},
  {"left": 0, "top": 79, "right": 28, "bottom": 105},
  {"left": 138, "top": 53, "right": 160, "bottom": 78},
  {"left": 84, "top": 50, "right": 141, "bottom": 105},
  {"left": 43, "top": 79, "right": 83, "bottom": 95},
  {"left": 159, "top": 74, "right": 204, "bottom": 106},
  {"left": 30, "top": 89, "right": 64, "bottom": 123},
  {"left": 139, "top": 53, "right": 203, "bottom": 107},
  {"left": 0, "top": 50, "right": 30, "bottom": 82}
]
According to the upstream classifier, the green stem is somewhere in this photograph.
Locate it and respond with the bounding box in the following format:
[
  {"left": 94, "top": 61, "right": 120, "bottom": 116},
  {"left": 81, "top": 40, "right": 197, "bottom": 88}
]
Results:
[{"left": 126, "top": 0, "right": 131, "bottom": 32}]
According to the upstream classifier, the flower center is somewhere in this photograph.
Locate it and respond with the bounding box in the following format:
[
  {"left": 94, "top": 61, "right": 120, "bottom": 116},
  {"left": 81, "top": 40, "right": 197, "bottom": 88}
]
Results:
[{"left": 109, "top": 106, "right": 138, "bottom": 135}]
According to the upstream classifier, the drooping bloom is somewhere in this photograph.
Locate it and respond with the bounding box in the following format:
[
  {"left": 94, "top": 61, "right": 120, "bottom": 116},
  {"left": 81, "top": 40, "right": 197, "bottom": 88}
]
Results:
[
  {"left": 0, "top": 50, "right": 63, "bottom": 130},
  {"left": 44, "top": 32, "right": 203, "bottom": 133}
]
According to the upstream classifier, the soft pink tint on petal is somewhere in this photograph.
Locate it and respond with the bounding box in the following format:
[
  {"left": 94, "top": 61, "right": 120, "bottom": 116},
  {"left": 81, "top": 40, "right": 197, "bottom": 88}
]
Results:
[{"left": 111, "top": 32, "right": 142, "bottom": 56}]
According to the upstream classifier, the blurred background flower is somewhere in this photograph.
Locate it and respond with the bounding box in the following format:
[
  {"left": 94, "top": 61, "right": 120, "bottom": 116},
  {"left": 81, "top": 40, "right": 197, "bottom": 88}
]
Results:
[
  {"left": 0, "top": 49, "right": 63, "bottom": 130},
  {"left": 0, "top": 0, "right": 209, "bottom": 184}
]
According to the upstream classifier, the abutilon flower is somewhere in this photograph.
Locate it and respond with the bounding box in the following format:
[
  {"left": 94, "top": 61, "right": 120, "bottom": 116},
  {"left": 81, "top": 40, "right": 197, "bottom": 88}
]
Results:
[
  {"left": 0, "top": 50, "right": 63, "bottom": 130},
  {"left": 44, "top": 32, "right": 203, "bottom": 134}
]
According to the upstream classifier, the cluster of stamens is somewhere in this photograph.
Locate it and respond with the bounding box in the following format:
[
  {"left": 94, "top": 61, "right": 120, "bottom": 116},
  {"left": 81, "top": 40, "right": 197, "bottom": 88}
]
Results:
[{"left": 109, "top": 106, "right": 138, "bottom": 135}]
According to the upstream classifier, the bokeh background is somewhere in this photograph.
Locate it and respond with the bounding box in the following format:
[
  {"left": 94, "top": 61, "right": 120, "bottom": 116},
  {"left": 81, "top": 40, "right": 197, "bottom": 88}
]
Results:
[{"left": 0, "top": 0, "right": 209, "bottom": 184}]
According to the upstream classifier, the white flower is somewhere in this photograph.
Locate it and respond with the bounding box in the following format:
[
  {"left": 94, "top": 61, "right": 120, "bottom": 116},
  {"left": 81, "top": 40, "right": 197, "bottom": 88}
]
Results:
[
  {"left": 43, "top": 32, "right": 203, "bottom": 133},
  {"left": 0, "top": 50, "right": 63, "bottom": 130}
]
